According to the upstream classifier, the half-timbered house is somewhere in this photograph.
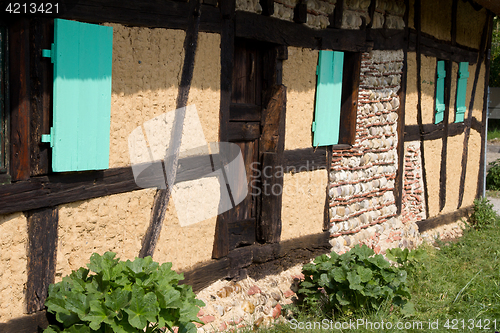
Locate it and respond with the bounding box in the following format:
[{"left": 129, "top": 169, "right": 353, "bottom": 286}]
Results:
[{"left": 0, "top": 0, "right": 498, "bottom": 330}]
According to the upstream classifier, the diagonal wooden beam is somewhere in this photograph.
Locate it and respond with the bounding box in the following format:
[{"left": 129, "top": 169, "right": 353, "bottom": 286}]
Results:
[{"left": 139, "top": 0, "right": 202, "bottom": 258}]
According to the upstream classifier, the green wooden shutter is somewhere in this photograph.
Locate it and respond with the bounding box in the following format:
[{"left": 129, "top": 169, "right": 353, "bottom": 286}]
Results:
[
  {"left": 455, "top": 62, "right": 469, "bottom": 123},
  {"left": 41, "top": 19, "right": 113, "bottom": 172},
  {"left": 312, "top": 50, "right": 344, "bottom": 147},
  {"left": 435, "top": 60, "right": 446, "bottom": 124}
]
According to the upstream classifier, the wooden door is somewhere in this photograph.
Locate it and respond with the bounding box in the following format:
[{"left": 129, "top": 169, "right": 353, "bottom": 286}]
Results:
[{"left": 225, "top": 39, "right": 263, "bottom": 250}]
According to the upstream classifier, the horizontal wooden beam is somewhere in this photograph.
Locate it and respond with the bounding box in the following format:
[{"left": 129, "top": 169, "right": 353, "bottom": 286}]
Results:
[
  {"left": 0, "top": 0, "right": 222, "bottom": 33},
  {"left": 370, "top": 29, "right": 405, "bottom": 50},
  {"left": 404, "top": 118, "right": 483, "bottom": 142},
  {"left": 0, "top": 167, "right": 141, "bottom": 215},
  {"left": 0, "top": 311, "right": 49, "bottom": 333},
  {"left": 417, "top": 205, "right": 473, "bottom": 233},
  {"left": 181, "top": 231, "right": 331, "bottom": 291},
  {"left": 408, "top": 29, "right": 478, "bottom": 63},
  {"left": 0, "top": 146, "right": 331, "bottom": 215},
  {"left": 234, "top": 11, "right": 370, "bottom": 52},
  {"left": 283, "top": 147, "right": 328, "bottom": 171}
]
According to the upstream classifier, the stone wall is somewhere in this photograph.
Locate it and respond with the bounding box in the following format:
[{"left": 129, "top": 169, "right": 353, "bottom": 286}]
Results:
[
  {"left": 329, "top": 50, "right": 403, "bottom": 252},
  {"left": 401, "top": 142, "right": 426, "bottom": 224},
  {"left": 236, "top": 0, "right": 405, "bottom": 30}
]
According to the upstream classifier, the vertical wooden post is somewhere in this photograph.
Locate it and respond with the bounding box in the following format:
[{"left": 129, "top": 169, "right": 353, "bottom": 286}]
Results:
[
  {"left": 477, "top": 13, "right": 494, "bottom": 198},
  {"left": 9, "top": 18, "right": 31, "bottom": 181},
  {"left": 213, "top": 0, "right": 236, "bottom": 259},
  {"left": 394, "top": 0, "right": 409, "bottom": 215},
  {"left": 30, "top": 18, "right": 52, "bottom": 176},
  {"left": 26, "top": 207, "right": 58, "bottom": 313}
]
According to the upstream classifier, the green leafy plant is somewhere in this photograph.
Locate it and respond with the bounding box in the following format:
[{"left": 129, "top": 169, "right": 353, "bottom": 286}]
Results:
[
  {"left": 44, "top": 252, "right": 204, "bottom": 333},
  {"left": 298, "top": 245, "right": 412, "bottom": 316},
  {"left": 469, "top": 197, "right": 498, "bottom": 230},
  {"left": 385, "top": 248, "right": 428, "bottom": 272},
  {"left": 486, "top": 159, "right": 500, "bottom": 191}
]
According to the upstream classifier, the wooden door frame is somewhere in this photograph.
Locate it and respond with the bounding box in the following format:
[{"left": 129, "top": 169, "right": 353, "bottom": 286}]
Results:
[{"left": 212, "top": 36, "right": 287, "bottom": 259}]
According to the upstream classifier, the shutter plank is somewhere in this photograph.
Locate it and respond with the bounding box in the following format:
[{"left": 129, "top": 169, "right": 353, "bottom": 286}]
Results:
[
  {"left": 52, "top": 19, "right": 112, "bottom": 172},
  {"left": 313, "top": 50, "right": 343, "bottom": 147},
  {"left": 435, "top": 60, "right": 446, "bottom": 124},
  {"left": 455, "top": 62, "right": 469, "bottom": 123}
]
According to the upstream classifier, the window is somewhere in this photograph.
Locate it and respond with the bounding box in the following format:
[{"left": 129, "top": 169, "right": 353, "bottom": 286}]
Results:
[
  {"left": 434, "top": 60, "right": 446, "bottom": 124},
  {"left": 312, "top": 50, "right": 360, "bottom": 147},
  {"left": 455, "top": 62, "right": 469, "bottom": 123},
  {"left": 41, "top": 19, "right": 113, "bottom": 172}
]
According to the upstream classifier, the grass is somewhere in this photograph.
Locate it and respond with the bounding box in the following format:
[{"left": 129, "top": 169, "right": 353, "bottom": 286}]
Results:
[
  {"left": 241, "top": 202, "right": 500, "bottom": 333},
  {"left": 488, "top": 119, "right": 500, "bottom": 141}
]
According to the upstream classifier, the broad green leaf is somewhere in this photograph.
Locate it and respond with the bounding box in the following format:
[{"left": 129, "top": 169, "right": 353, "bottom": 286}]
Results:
[
  {"left": 124, "top": 286, "right": 159, "bottom": 329},
  {"left": 367, "top": 255, "right": 390, "bottom": 269},
  {"left": 82, "top": 300, "right": 116, "bottom": 330},
  {"left": 347, "top": 271, "right": 363, "bottom": 291},
  {"left": 156, "top": 286, "right": 182, "bottom": 309},
  {"left": 357, "top": 266, "right": 373, "bottom": 283},
  {"left": 87, "top": 252, "right": 119, "bottom": 281},
  {"left": 178, "top": 322, "right": 198, "bottom": 333},
  {"left": 351, "top": 244, "right": 374, "bottom": 260},
  {"left": 64, "top": 325, "right": 92, "bottom": 333},
  {"left": 332, "top": 267, "right": 347, "bottom": 283},
  {"left": 105, "top": 288, "right": 131, "bottom": 312}
]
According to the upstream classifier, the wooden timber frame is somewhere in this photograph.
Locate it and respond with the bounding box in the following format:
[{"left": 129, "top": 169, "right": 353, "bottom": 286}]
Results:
[{"left": 0, "top": 0, "right": 496, "bottom": 330}]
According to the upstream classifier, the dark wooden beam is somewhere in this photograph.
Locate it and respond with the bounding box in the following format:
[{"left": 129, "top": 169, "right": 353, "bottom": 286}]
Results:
[
  {"left": 439, "top": 60, "right": 453, "bottom": 212},
  {"left": 0, "top": 311, "right": 49, "bottom": 333},
  {"left": 9, "top": 18, "right": 31, "bottom": 181},
  {"left": 0, "top": 0, "right": 222, "bottom": 33},
  {"left": 182, "top": 231, "right": 331, "bottom": 292},
  {"left": 414, "top": 0, "right": 430, "bottom": 218},
  {"left": 408, "top": 29, "right": 479, "bottom": 64},
  {"left": 26, "top": 207, "right": 58, "bottom": 313},
  {"left": 477, "top": 15, "right": 493, "bottom": 199},
  {"left": 370, "top": 29, "right": 405, "bottom": 50},
  {"left": 283, "top": 147, "right": 328, "bottom": 171},
  {"left": 29, "top": 18, "right": 52, "bottom": 177},
  {"left": 339, "top": 52, "right": 361, "bottom": 145},
  {"left": 234, "top": 11, "right": 369, "bottom": 52},
  {"left": 257, "top": 85, "right": 286, "bottom": 244},
  {"left": 457, "top": 13, "right": 491, "bottom": 209},
  {"left": 227, "top": 121, "right": 261, "bottom": 141},
  {"left": 395, "top": 0, "right": 410, "bottom": 215},
  {"left": 260, "top": 0, "right": 274, "bottom": 16},
  {"left": 212, "top": 0, "right": 235, "bottom": 259},
  {"left": 417, "top": 205, "right": 473, "bottom": 233},
  {"left": 331, "top": 0, "right": 344, "bottom": 29},
  {"left": 0, "top": 145, "right": 332, "bottom": 216},
  {"left": 293, "top": 0, "right": 307, "bottom": 24},
  {"left": 323, "top": 146, "right": 332, "bottom": 231},
  {"left": 140, "top": 0, "right": 202, "bottom": 259},
  {"left": 179, "top": 257, "right": 231, "bottom": 292},
  {"left": 404, "top": 121, "right": 470, "bottom": 141}
]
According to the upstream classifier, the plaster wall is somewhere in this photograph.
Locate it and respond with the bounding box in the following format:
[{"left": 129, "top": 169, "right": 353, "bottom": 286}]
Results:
[
  {"left": 282, "top": 47, "right": 318, "bottom": 150},
  {"left": 0, "top": 213, "right": 28, "bottom": 322}
]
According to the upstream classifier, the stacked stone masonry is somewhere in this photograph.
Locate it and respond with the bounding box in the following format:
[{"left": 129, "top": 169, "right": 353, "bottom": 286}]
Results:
[
  {"left": 235, "top": 0, "right": 405, "bottom": 30},
  {"left": 329, "top": 50, "right": 404, "bottom": 252},
  {"left": 401, "top": 142, "right": 427, "bottom": 224}
]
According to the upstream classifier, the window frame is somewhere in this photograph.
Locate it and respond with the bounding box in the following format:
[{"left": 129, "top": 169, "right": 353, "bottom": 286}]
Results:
[
  {"left": 0, "top": 25, "right": 10, "bottom": 184},
  {"left": 312, "top": 50, "right": 361, "bottom": 149}
]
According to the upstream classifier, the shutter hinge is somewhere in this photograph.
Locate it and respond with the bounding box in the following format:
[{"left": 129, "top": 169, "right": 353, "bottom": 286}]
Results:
[
  {"left": 312, "top": 122, "right": 316, "bottom": 132},
  {"left": 41, "top": 127, "right": 54, "bottom": 148},
  {"left": 41, "top": 43, "right": 55, "bottom": 63}
]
